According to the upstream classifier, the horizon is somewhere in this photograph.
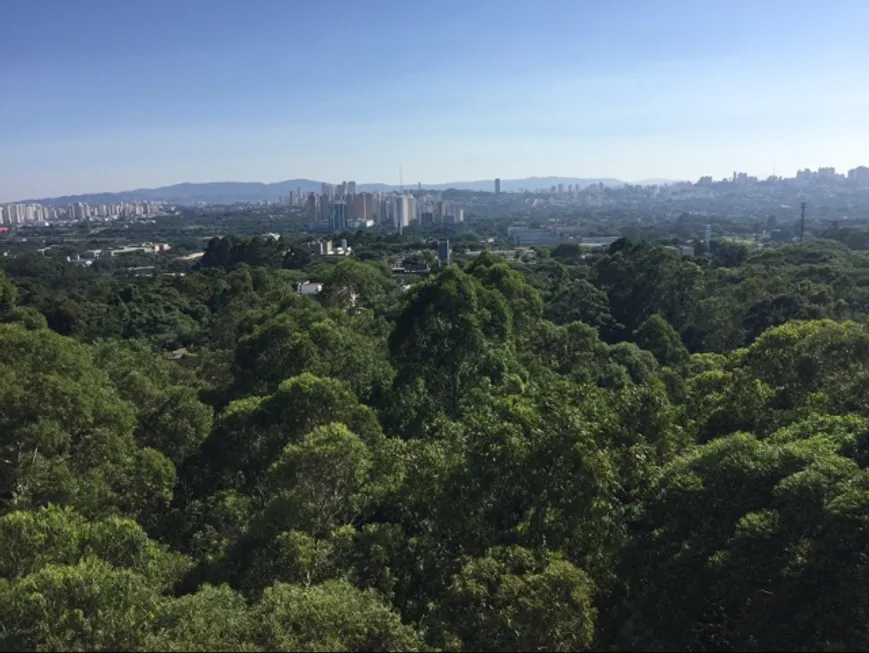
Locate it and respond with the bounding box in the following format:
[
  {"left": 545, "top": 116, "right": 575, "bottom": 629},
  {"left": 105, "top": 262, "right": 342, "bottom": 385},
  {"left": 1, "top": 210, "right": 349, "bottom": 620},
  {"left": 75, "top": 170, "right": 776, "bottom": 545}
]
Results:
[
  {"left": 3, "top": 0, "right": 869, "bottom": 202},
  {"left": 8, "top": 166, "right": 866, "bottom": 204},
  {"left": 4, "top": 165, "right": 868, "bottom": 204},
  {"left": 9, "top": 174, "right": 672, "bottom": 203}
]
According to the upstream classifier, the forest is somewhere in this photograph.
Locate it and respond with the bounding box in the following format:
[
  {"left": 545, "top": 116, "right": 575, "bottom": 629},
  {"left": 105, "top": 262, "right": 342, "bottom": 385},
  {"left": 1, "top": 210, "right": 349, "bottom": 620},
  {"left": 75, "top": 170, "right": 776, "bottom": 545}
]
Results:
[{"left": 2, "top": 234, "right": 869, "bottom": 651}]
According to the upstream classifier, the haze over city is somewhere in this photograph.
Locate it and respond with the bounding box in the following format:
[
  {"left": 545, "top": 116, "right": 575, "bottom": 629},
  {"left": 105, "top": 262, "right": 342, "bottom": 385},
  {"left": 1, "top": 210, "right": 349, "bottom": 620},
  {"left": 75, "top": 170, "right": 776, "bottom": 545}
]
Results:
[{"left": 2, "top": 0, "right": 869, "bottom": 202}]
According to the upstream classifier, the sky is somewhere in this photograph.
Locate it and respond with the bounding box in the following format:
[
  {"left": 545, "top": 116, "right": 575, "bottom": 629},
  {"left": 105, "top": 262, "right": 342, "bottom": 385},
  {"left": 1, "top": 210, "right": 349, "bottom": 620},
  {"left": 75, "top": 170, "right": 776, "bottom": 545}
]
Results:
[{"left": 2, "top": 0, "right": 869, "bottom": 201}]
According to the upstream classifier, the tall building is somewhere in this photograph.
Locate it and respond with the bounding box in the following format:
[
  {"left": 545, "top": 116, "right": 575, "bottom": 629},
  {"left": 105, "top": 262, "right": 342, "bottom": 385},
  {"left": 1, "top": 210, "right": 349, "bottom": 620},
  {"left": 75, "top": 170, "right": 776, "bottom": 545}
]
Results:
[
  {"left": 5, "top": 204, "right": 20, "bottom": 223},
  {"left": 377, "top": 197, "right": 390, "bottom": 224},
  {"left": 495, "top": 178, "right": 501, "bottom": 194},
  {"left": 393, "top": 194, "right": 414, "bottom": 232},
  {"left": 306, "top": 193, "right": 320, "bottom": 223},
  {"left": 848, "top": 167, "right": 869, "bottom": 184},
  {"left": 347, "top": 181, "right": 357, "bottom": 196},
  {"left": 319, "top": 194, "right": 331, "bottom": 222},
  {"left": 407, "top": 194, "right": 417, "bottom": 223},
  {"left": 329, "top": 202, "right": 348, "bottom": 232},
  {"left": 437, "top": 239, "right": 451, "bottom": 264},
  {"left": 351, "top": 193, "right": 372, "bottom": 221}
]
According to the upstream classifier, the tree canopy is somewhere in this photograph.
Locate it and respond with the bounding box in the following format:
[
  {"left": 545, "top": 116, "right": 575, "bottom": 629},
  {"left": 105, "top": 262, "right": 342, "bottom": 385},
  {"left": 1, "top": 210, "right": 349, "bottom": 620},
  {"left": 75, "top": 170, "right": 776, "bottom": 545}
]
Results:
[{"left": 3, "top": 238, "right": 869, "bottom": 650}]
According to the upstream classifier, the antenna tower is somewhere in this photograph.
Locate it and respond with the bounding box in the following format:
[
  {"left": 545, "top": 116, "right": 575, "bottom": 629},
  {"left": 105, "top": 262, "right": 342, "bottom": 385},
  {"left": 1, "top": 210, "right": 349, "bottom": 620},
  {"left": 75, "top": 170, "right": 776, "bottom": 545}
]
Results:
[{"left": 800, "top": 201, "right": 807, "bottom": 241}]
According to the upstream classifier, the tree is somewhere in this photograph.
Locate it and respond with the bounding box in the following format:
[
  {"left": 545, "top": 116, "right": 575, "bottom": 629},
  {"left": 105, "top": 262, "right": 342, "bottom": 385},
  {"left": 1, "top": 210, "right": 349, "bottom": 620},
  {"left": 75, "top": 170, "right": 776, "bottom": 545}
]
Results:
[
  {"left": 182, "top": 374, "right": 383, "bottom": 499},
  {"left": 612, "top": 429, "right": 869, "bottom": 652},
  {"left": 229, "top": 312, "right": 394, "bottom": 403},
  {"left": 91, "top": 339, "right": 213, "bottom": 466},
  {"left": 633, "top": 314, "right": 689, "bottom": 368},
  {"left": 594, "top": 241, "right": 702, "bottom": 335},
  {"left": 253, "top": 579, "right": 422, "bottom": 652},
  {"left": 145, "top": 584, "right": 258, "bottom": 652},
  {"left": 0, "top": 560, "right": 160, "bottom": 652},
  {"left": 320, "top": 259, "right": 390, "bottom": 310},
  {"left": 264, "top": 423, "right": 373, "bottom": 536},
  {"left": 0, "top": 270, "right": 17, "bottom": 317},
  {"left": 0, "top": 506, "right": 190, "bottom": 590},
  {"left": 389, "top": 266, "right": 516, "bottom": 419},
  {"left": 0, "top": 325, "right": 175, "bottom": 520},
  {"left": 467, "top": 256, "right": 543, "bottom": 341},
  {"left": 544, "top": 278, "right": 622, "bottom": 338},
  {"left": 433, "top": 546, "right": 597, "bottom": 652}
]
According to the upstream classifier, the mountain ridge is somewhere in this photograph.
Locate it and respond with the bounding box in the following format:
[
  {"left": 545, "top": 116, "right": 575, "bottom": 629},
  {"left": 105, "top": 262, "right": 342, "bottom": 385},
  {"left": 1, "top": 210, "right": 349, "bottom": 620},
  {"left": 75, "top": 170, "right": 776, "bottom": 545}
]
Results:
[{"left": 17, "top": 176, "right": 682, "bottom": 206}]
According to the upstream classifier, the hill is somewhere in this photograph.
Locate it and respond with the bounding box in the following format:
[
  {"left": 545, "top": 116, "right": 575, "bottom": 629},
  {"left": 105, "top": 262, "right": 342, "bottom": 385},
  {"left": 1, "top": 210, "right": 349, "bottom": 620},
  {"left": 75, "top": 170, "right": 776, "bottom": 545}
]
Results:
[{"left": 22, "top": 176, "right": 647, "bottom": 205}]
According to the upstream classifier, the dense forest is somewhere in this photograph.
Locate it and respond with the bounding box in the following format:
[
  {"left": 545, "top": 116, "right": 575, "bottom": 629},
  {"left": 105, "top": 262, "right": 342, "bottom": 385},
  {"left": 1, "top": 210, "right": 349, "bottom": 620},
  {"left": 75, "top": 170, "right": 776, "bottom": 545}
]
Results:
[{"left": 3, "top": 235, "right": 869, "bottom": 651}]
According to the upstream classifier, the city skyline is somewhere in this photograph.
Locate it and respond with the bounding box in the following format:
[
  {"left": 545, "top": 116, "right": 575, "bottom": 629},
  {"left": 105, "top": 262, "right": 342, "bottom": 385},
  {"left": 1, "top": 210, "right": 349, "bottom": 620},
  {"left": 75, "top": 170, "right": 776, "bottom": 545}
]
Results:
[
  {"left": 4, "top": 163, "right": 869, "bottom": 207},
  {"left": 3, "top": 1, "right": 869, "bottom": 201}
]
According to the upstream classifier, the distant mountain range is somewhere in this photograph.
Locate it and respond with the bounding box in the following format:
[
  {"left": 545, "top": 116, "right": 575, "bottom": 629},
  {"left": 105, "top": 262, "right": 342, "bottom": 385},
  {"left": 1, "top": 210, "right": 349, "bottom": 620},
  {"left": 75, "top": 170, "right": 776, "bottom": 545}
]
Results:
[{"left": 22, "top": 176, "right": 684, "bottom": 206}]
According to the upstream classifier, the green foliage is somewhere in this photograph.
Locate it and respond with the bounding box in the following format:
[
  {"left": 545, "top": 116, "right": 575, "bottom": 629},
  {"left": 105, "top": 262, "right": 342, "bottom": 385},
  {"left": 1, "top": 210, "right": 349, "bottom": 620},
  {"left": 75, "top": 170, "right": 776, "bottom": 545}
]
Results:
[
  {"left": 5, "top": 230, "right": 869, "bottom": 650},
  {"left": 613, "top": 430, "right": 869, "bottom": 651},
  {"left": 0, "top": 325, "right": 174, "bottom": 520},
  {"left": 184, "top": 373, "right": 383, "bottom": 499},
  {"left": 0, "top": 559, "right": 161, "bottom": 652},
  {"left": 389, "top": 265, "right": 517, "bottom": 420},
  {"left": 633, "top": 313, "right": 689, "bottom": 368},
  {"left": 0, "top": 506, "right": 191, "bottom": 589},
  {"left": 229, "top": 307, "right": 394, "bottom": 403},
  {"left": 91, "top": 338, "right": 213, "bottom": 465},
  {"left": 145, "top": 585, "right": 259, "bottom": 652},
  {"left": 544, "top": 277, "right": 622, "bottom": 337},
  {"left": 433, "top": 546, "right": 597, "bottom": 652},
  {"left": 254, "top": 579, "right": 422, "bottom": 652},
  {"left": 594, "top": 240, "right": 702, "bottom": 335},
  {"left": 321, "top": 258, "right": 392, "bottom": 309}
]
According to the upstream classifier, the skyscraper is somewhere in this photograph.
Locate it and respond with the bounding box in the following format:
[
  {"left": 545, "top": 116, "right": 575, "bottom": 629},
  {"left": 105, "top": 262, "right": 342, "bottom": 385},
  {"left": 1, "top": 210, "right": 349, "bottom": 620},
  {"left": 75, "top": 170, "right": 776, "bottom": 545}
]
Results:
[
  {"left": 495, "top": 178, "right": 501, "bottom": 194},
  {"left": 329, "top": 202, "right": 348, "bottom": 232},
  {"left": 347, "top": 181, "right": 357, "bottom": 196},
  {"left": 393, "top": 194, "right": 414, "bottom": 232},
  {"left": 437, "top": 239, "right": 451, "bottom": 264},
  {"left": 351, "top": 193, "right": 372, "bottom": 222},
  {"left": 407, "top": 194, "right": 417, "bottom": 223},
  {"left": 306, "top": 193, "right": 320, "bottom": 223}
]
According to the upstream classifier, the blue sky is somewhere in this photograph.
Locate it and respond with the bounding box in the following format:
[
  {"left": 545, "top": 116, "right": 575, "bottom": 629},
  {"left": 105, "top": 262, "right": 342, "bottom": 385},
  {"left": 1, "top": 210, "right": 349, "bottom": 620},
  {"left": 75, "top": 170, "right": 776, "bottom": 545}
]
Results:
[{"left": 2, "top": 0, "right": 869, "bottom": 200}]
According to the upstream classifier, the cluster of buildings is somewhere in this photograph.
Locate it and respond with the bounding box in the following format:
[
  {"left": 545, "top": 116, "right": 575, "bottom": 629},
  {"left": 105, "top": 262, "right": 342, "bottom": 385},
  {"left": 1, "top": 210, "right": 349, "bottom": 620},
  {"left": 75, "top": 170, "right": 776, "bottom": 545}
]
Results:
[
  {"left": 795, "top": 166, "right": 869, "bottom": 184},
  {"left": 695, "top": 166, "right": 869, "bottom": 187},
  {"left": 507, "top": 226, "right": 621, "bottom": 248},
  {"left": 302, "top": 181, "right": 464, "bottom": 233},
  {"left": 311, "top": 238, "right": 352, "bottom": 257},
  {"left": 77, "top": 242, "right": 172, "bottom": 263},
  {"left": 34, "top": 242, "right": 173, "bottom": 266},
  {"left": 0, "top": 201, "right": 164, "bottom": 225}
]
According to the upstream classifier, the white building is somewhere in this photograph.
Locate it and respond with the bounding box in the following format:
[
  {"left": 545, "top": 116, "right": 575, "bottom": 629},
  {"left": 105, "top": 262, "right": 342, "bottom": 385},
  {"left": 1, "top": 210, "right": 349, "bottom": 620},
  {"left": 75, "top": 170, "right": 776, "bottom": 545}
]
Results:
[
  {"left": 298, "top": 281, "right": 322, "bottom": 296},
  {"left": 393, "top": 194, "right": 415, "bottom": 232}
]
